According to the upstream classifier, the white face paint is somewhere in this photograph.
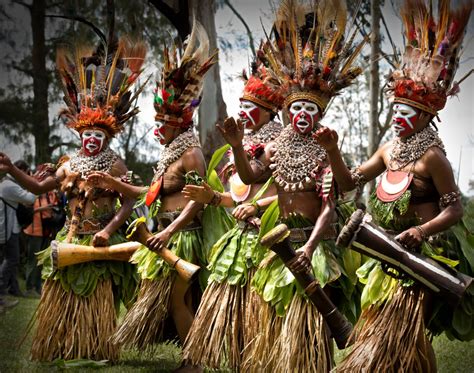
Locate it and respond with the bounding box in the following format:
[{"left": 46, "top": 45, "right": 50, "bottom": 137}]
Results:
[
  {"left": 238, "top": 100, "right": 260, "bottom": 128},
  {"left": 154, "top": 121, "right": 166, "bottom": 144},
  {"left": 391, "top": 103, "right": 418, "bottom": 137},
  {"left": 81, "top": 129, "right": 106, "bottom": 156},
  {"left": 289, "top": 100, "right": 320, "bottom": 134}
]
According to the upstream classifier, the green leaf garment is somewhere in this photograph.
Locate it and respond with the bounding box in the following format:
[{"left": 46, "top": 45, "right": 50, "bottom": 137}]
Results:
[{"left": 338, "top": 192, "right": 474, "bottom": 372}]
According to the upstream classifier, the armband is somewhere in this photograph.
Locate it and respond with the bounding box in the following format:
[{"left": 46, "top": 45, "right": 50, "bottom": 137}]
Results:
[
  {"left": 251, "top": 200, "right": 261, "bottom": 215},
  {"left": 209, "top": 191, "right": 223, "bottom": 207},
  {"left": 350, "top": 167, "right": 367, "bottom": 189},
  {"left": 414, "top": 225, "right": 428, "bottom": 241},
  {"left": 439, "top": 190, "right": 461, "bottom": 208},
  {"left": 250, "top": 158, "right": 266, "bottom": 174}
]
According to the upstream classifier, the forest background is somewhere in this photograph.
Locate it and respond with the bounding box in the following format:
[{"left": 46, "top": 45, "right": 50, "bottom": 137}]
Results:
[{"left": 0, "top": 0, "right": 472, "bottom": 195}]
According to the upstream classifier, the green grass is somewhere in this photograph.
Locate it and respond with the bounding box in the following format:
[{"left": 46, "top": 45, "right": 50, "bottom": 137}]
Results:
[{"left": 1, "top": 295, "right": 474, "bottom": 372}]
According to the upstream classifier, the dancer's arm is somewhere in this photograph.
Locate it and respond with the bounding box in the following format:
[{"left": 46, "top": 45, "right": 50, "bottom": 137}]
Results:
[
  {"left": 289, "top": 197, "right": 336, "bottom": 274},
  {"left": 314, "top": 128, "right": 386, "bottom": 191},
  {"left": 217, "top": 117, "right": 270, "bottom": 184},
  {"left": 91, "top": 159, "right": 136, "bottom": 246},
  {"left": 147, "top": 147, "right": 206, "bottom": 251},
  {"left": 86, "top": 171, "right": 146, "bottom": 199},
  {"left": 183, "top": 183, "right": 235, "bottom": 208},
  {"left": 395, "top": 147, "right": 463, "bottom": 249},
  {"left": 0, "top": 152, "right": 57, "bottom": 194}
]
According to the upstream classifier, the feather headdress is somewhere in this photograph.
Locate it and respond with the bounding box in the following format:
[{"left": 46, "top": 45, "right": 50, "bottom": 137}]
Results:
[
  {"left": 239, "top": 49, "right": 286, "bottom": 113},
  {"left": 386, "top": 0, "right": 472, "bottom": 116},
  {"left": 261, "top": 0, "right": 368, "bottom": 113},
  {"left": 56, "top": 32, "right": 147, "bottom": 137},
  {"left": 153, "top": 21, "right": 218, "bottom": 128}
]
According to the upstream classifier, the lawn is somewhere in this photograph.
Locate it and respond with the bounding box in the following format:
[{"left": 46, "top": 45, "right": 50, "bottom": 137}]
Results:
[{"left": 1, "top": 295, "right": 473, "bottom": 372}]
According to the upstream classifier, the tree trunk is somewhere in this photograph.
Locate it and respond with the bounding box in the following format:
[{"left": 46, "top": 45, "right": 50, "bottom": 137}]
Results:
[
  {"left": 192, "top": 0, "right": 227, "bottom": 161},
  {"left": 30, "top": 0, "right": 50, "bottom": 164},
  {"left": 368, "top": 0, "right": 381, "bottom": 192}
]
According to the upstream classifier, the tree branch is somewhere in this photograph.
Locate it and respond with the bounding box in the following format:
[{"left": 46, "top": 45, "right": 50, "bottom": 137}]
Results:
[
  {"left": 12, "top": 0, "right": 31, "bottom": 11},
  {"left": 49, "top": 141, "right": 77, "bottom": 152},
  {"left": 10, "top": 62, "right": 34, "bottom": 77},
  {"left": 380, "top": 10, "right": 399, "bottom": 65},
  {"left": 129, "top": 126, "right": 155, "bottom": 154},
  {"left": 148, "top": 0, "right": 189, "bottom": 40},
  {"left": 223, "top": 0, "right": 256, "bottom": 58}
]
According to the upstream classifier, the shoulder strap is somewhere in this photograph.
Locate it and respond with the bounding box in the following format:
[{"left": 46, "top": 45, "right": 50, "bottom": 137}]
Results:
[{"left": 0, "top": 197, "right": 17, "bottom": 211}]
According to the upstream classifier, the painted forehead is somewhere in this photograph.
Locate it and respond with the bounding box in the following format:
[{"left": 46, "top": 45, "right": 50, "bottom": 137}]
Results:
[
  {"left": 81, "top": 129, "right": 107, "bottom": 136},
  {"left": 289, "top": 100, "right": 319, "bottom": 111}
]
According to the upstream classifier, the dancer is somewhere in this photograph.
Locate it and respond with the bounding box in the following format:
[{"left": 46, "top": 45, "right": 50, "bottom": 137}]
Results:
[
  {"left": 89, "top": 21, "right": 218, "bottom": 351},
  {"left": 315, "top": 1, "right": 473, "bottom": 371},
  {"left": 0, "top": 33, "right": 146, "bottom": 361},
  {"left": 182, "top": 57, "right": 284, "bottom": 370},
  {"left": 216, "top": 1, "right": 366, "bottom": 371}
]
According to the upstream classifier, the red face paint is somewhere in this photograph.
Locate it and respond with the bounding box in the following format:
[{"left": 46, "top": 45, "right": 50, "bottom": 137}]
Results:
[
  {"left": 289, "top": 100, "right": 320, "bottom": 134},
  {"left": 392, "top": 103, "right": 419, "bottom": 137},
  {"left": 81, "top": 129, "right": 106, "bottom": 156},
  {"left": 238, "top": 100, "right": 260, "bottom": 129}
]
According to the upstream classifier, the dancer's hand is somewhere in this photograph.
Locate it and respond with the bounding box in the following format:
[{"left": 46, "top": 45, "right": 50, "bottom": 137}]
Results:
[
  {"left": 183, "top": 183, "right": 214, "bottom": 204},
  {"left": 92, "top": 229, "right": 110, "bottom": 247},
  {"left": 313, "top": 127, "right": 339, "bottom": 151},
  {"left": 0, "top": 152, "right": 13, "bottom": 173},
  {"left": 61, "top": 169, "right": 80, "bottom": 194},
  {"left": 232, "top": 203, "right": 257, "bottom": 220},
  {"left": 147, "top": 229, "right": 172, "bottom": 252},
  {"left": 217, "top": 117, "right": 244, "bottom": 148},
  {"left": 395, "top": 227, "right": 423, "bottom": 250},
  {"left": 87, "top": 171, "right": 116, "bottom": 190},
  {"left": 288, "top": 247, "right": 312, "bottom": 274}
]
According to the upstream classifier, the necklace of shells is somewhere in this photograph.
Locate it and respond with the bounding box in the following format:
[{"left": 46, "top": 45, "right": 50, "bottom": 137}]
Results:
[
  {"left": 389, "top": 125, "right": 445, "bottom": 170},
  {"left": 69, "top": 147, "right": 118, "bottom": 178},
  {"left": 243, "top": 120, "right": 283, "bottom": 146},
  {"left": 152, "top": 128, "right": 201, "bottom": 182},
  {"left": 270, "top": 126, "right": 327, "bottom": 192}
]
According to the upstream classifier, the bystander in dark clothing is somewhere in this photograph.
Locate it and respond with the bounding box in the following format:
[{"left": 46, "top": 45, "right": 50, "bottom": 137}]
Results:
[
  {"left": 0, "top": 161, "right": 35, "bottom": 298},
  {"left": 23, "top": 163, "right": 63, "bottom": 297}
]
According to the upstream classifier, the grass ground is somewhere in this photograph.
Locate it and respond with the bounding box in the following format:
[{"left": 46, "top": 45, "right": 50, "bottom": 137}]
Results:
[{"left": 1, "top": 295, "right": 473, "bottom": 372}]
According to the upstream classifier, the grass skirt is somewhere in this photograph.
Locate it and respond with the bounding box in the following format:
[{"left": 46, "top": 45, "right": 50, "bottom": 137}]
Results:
[
  {"left": 183, "top": 269, "right": 265, "bottom": 370},
  {"left": 30, "top": 228, "right": 136, "bottom": 362},
  {"left": 113, "top": 228, "right": 203, "bottom": 350},
  {"left": 31, "top": 278, "right": 119, "bottom": 362},
  {"left": 183, "top": 223, "right": 266, "bottom": 370},
  {"left": 337, "top": 285, "right": 434, "bottom": 372}
]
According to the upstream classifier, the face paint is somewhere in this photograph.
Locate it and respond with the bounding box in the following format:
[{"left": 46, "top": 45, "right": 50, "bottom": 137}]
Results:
[
  {"left": 391, "top": 103, "right": 419, "bottom": 137},
  {"left": 154, "top": 121, "right": 167, "bottom": 145},
  {"left": 81, "top": 129, "right": 106, "bottom": 156},
  {"left": 238, "top": 100, "right": 260, "bottom": 129},
  {"left": 289, "top": 100, "right": 320, "bottom": 134}
]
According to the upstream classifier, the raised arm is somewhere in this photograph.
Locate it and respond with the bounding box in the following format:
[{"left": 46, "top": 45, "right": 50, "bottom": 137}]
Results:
[
  {"left": 217, "top": 117, "right": 269, "bottom": 184},
  {"left": 314, "top": 127, "right": 386, "bottom": 191},
  {"left": 0, "top": 152, "right": 57, "bottom": 194}
]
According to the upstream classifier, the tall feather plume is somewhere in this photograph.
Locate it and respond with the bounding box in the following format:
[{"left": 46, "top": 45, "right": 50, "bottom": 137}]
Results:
[
  {"left": 387, "top": 0, "right": 472, "bottom": 116},
  {"left": 262, "top": 0, "right": 366, "bottom": 113},
  {"left": 154, "top": 20, "right": 218, "bottom": 126}
]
